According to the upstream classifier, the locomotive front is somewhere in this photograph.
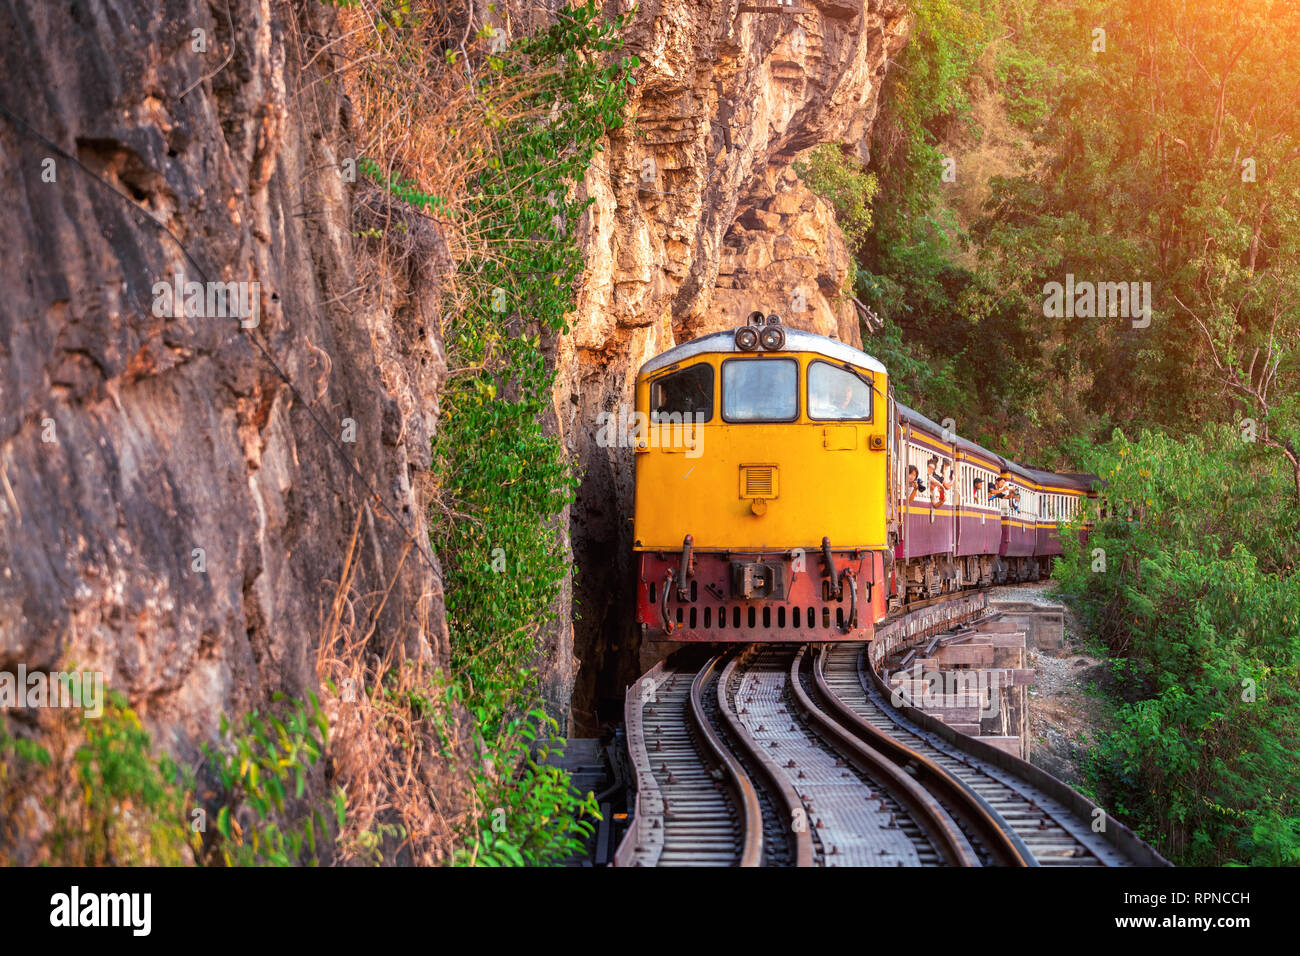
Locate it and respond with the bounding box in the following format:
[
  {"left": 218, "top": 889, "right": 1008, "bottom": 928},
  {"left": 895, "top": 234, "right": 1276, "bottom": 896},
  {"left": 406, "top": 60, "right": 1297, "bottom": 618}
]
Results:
[{"left": 632, "top": 313, "right": 891, "bottom": 643}]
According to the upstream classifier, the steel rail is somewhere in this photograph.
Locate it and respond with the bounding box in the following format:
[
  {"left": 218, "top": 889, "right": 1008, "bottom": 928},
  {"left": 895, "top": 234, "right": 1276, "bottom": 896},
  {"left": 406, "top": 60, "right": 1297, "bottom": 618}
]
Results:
[
  {"left": 688, "top": 654, "right": 763, "bottom": 867},
  {"left": 810, "top": 643, "right": 1034, "bottom": 866},
  {"left": 786, "top": 646, "right": 981, "bottom": 866},
  {"left": 716, "top": 651, "right": 814, "bottom": 866}
]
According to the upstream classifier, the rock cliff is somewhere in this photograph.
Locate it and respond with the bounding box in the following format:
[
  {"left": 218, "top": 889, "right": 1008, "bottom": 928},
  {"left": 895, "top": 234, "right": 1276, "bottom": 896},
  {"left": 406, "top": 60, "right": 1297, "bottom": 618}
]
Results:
[{"left": 0, "top": 1, "right": 449, "bottom": 759}]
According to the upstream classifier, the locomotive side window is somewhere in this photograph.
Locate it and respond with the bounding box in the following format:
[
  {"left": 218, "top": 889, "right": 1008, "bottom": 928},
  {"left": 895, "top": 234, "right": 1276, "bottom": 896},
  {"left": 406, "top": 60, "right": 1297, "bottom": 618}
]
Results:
[
  {"left": 650, "top": 363, "right": 714, "bottom": 423},
  {"left": 721, "top": 358, "right": 798, "bottom": 422},
  {"left": 807, "top": 361, "right": 872, "bottom": 420}
]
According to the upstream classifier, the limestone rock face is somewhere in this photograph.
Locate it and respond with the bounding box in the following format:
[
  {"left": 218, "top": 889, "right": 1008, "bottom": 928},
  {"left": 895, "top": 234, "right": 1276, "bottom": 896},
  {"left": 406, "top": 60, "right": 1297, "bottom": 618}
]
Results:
[
  {"left": 552, "top": 0, "right": 913, "bottom": 728},
  {"left": 0, "top": 2, "right": 449, "bottom": 759}
]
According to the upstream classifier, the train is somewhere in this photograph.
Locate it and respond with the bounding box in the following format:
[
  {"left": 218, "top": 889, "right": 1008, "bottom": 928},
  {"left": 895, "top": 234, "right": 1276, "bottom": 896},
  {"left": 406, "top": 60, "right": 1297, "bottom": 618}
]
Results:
[{"left": 632, "top": 311, "right": 1097, "bottom": 643}]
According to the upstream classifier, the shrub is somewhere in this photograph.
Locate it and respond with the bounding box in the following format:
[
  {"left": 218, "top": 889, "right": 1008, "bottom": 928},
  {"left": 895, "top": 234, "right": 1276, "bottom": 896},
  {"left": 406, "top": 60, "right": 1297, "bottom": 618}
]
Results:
[{"left": 1054, "top": 426, "right": 1300, "bottom": 864}]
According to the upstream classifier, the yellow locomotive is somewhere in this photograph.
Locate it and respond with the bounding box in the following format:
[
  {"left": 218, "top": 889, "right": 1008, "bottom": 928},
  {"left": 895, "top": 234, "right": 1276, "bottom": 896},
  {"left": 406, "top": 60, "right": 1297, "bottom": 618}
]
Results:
[
  {"left": 632, "top": 313, "right": 1097, "bottom": 643},
  {"left": 633, "top": 312, "right": 890, "bottom": 641}
]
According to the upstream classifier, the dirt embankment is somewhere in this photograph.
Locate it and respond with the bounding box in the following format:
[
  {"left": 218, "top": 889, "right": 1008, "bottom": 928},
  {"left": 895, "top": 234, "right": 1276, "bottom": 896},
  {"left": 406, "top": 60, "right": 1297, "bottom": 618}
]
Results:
[{"left": 996, "top": 583, "right": 1116, "bottom": 787}]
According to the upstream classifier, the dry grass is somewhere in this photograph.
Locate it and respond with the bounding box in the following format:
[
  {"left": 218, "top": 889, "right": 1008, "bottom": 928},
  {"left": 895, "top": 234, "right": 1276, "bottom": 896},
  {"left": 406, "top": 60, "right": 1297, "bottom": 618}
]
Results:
[
  {"left": 328, "top": 1, "right": 576, "bottom": 271},
  {"left": 315, "top": 505, "right": 473, "bottom": 866}
]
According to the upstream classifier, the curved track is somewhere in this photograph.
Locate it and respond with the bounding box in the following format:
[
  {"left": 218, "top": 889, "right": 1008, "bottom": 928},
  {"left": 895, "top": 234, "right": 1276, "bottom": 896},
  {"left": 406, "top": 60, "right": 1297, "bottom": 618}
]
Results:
[
  {"left": 618, "top": 594, "right": 1169, "bottom": 867},
  {"left": 729, "top": 645, "right": 959, "bottom": 865},
  {"left": 617, "top": 656, "right": 761, "bottom": 866},
  {"left": 824, "top": 640, "right": 1152, "bottom": 865}
]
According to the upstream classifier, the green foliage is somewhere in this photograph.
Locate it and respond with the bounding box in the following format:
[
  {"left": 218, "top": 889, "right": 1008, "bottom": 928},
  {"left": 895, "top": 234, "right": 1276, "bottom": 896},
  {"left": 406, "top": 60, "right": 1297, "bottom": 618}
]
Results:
[
  {"left": 851, "top": 0, "right": 1047, "bottom": 441},
  {"left": 364, "top": 3, "right": 630, "bottom": 864},
  {"left": 0, "top": 692, "right": 198, "bottom": 866},
  {"left": 359, "top": 158, "right": 449, "bottom": 214},
  {"left": 1054, "top": 426, "right": 1300, "bottom": 864},
  {"left": 202, "top": 691, "right": 342, "bottom": 866},
  {"left": 429, "top": 5, "right": 633, "bottom": 721},
  {"left": 0, "top": 689, "right": 362, "bottom": 866},
  {"left": 870, "top": 0, "right": 987, "bottom": 230},
  {"left": 794, "top": 146, "right": 878, "bottom": 253},
  {"left": 858, "top": 0, "right": 1300, "bottom": 476},
  {"left": 449, "top": 704, "right": 599, "bottom": 866},
  {"left": 974, "top": 0, "right": 1300, "bottom": 451}
]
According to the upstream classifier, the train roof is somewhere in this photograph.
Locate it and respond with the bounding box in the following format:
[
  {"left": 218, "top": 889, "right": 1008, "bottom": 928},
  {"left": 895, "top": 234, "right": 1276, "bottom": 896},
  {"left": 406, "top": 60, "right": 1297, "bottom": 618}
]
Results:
[
  {"left": 1016, "top": 466, "right": 1100, "bottom": 493},
  {"left": 637, "top": 327, "right": 888, "bottom": 378},
  {"left": 895, "top": 402, "right": 947, "bottom": 437},
  {"left": 1057, "top": 471, "right": 1106, "bottom": 493},
  {"left": 896, "top": 403, "right": 1006, "bottom": 468},
  {"left": 1002, "top": 459, "right": 1039, "bottom": 483},
  {"left": 639, "top": 339, "right": 1100, "bottom": 492}
]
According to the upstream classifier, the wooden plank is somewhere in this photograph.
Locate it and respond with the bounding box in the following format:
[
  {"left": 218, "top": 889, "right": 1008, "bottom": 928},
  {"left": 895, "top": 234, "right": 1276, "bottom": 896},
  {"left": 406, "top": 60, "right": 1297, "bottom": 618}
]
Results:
[
  {"left": 925, "top": 706, "right": 983, "bottom": 723},
  {"left": 983, "top": 632, "right": 1026, "bottom": 647},
  {"left": 902, "top": 690, "right": 989, "bottom": 708},
  {"left": 978, "top": 736, "right": 1021, "bottom": 756},
  {"left": 925, "top": 644, "right": 995, "bottom": 665}
]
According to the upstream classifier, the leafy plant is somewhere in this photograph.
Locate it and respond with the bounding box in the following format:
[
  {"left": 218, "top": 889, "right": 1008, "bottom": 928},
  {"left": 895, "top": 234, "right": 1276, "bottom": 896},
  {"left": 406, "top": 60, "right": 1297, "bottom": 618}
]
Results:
[
  {"left": 795, "top": 146, "right": 879, "bottom": 253},
  {"left": 201, "top": 691, "right": 342, "bottom": 866},
  {"left": 358, "top": 2, "right": 632, "bottom": 864},
  {"left": 450, "top": 705, "right": 599, "bottom": 866},
  {"left": 0, "top": 692, "right": 199, "bottom": 866}
]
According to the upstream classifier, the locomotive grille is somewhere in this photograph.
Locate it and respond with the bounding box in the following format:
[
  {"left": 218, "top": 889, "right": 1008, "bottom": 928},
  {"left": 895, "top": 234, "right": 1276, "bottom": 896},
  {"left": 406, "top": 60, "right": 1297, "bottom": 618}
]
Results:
[{"left": 740, "top": 464, "right": 777, "bottom": 499}]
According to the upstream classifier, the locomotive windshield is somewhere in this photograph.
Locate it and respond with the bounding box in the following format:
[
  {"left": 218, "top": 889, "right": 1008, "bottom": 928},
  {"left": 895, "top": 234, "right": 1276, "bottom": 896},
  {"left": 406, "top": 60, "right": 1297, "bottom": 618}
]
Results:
[
  {"left": 650, "top": 364, "right": 714, "bottom": 422},
  {"left": 721, "top": 358, "right": 798, "bottom": 422},
  {"left": 807, "top": 360, "right": 872, "bottom": 420}
]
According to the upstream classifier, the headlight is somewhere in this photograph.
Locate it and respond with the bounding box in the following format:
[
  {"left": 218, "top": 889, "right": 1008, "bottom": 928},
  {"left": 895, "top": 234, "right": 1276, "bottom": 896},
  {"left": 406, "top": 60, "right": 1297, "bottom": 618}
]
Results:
[
  {"left": 735, "top": 326, "right": 759, "bottom": 351},
  {"left": 759, "top": 326, "right": 785, "bottom": 350}
]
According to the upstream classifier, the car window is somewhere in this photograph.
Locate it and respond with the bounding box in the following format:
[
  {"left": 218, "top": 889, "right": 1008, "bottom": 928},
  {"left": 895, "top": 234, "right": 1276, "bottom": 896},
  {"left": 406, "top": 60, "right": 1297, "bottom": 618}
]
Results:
[
  {"left": 650, "top": 363, "right": 714, "bottom": 422},
  {"left": 722, "top": 358, "right": 798, "bottom": 422},
  {"left": 807, "top": 360, "right": 872, "bottom": 420}
]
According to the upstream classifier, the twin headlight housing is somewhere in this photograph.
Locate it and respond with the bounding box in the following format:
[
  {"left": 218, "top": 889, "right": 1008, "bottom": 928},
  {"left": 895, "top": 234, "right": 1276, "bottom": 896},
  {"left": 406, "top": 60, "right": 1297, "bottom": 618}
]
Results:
[{"left": 736, "top": 311, "right": 786, "bottom": 351}]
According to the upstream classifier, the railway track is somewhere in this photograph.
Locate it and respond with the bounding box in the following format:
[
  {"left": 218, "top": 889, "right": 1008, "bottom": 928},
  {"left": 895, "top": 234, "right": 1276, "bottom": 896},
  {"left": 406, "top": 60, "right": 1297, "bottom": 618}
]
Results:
[
  {"left": 617, "top": 656, "right": 758, "bottom": 866},
  {"left": 617, "top": 593, "right": 1169, "bottom": 867},
  {"left": 734, "top": 645, "right": 969, "bottom": 866},
  {"left": 814, "top": 641, "right": 1134, "bottom": 866}
]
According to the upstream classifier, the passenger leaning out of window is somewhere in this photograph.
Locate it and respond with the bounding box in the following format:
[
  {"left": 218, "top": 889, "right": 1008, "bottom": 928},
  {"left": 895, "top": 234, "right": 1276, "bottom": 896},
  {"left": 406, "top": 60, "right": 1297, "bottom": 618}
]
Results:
[{"left": 906, "top": 464, "right": 925, "bottom": 506}]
